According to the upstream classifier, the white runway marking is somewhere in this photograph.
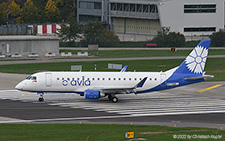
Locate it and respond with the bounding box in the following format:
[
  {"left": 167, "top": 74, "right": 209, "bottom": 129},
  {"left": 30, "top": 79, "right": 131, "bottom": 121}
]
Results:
[{"left": 1, "top": 110, "right": 225, "bottom": 124}]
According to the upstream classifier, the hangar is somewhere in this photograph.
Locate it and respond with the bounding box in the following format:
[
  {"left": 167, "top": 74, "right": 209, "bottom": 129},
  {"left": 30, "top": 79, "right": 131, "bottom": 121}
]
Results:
[
  {"left": 77, "top": 0, "right": 225, "bottom": 40},
  {"left": 0, "top": 36, "right": 59, "bottom": 57}
]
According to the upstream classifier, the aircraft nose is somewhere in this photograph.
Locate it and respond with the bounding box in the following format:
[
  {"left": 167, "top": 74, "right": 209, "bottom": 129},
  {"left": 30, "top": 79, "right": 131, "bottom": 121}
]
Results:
[{"left": 15, "top": 82, "right": 23, "bottom": 90}]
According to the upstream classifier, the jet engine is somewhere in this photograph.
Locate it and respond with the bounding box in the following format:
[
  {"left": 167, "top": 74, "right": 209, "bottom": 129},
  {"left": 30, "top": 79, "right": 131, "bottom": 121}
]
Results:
[{"left": 84, "top": 89, "right": 105, "bottom": 99}]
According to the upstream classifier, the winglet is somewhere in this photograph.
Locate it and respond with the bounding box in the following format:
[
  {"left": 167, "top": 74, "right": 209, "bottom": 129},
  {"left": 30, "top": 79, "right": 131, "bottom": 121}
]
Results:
[
  {"left": 120, "top": 66, "right": 127, "bottom": 72},
  {"left": 135, "top": 77, "right": 148, "bottom": 88}
]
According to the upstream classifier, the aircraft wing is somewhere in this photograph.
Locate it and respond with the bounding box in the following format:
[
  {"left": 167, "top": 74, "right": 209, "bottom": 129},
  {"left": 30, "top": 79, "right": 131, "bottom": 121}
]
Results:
[
  {"left": 91, "top": 77, "right": 148, "bottom": 94},
  {"left": 97, "top": 87, "right": 135, "bottom": 94}
]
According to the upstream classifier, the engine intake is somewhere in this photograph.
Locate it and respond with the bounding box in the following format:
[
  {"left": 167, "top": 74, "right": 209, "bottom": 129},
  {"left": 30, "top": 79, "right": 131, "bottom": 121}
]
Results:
[{"left": 84, "top": 89, "right": 104, "bottom": 99}]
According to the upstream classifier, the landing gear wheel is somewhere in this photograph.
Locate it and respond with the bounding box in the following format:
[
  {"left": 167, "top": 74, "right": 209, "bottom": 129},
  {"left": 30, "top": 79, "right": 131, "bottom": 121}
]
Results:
[
  {"left": 38, "top": 98, "right": 44, "bottom": 102},
  {"left": 38, "top": 92, "right": 44, "bottom": 102},
  {"left": 112, "top": 97, "right": 118, "bottom": 103}
]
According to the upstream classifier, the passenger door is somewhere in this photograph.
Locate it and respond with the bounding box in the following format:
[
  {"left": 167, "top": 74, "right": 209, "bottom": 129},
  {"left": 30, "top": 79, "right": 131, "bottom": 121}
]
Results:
[{"left": 45, "top": 73, "right": 52, "bottom": 87}]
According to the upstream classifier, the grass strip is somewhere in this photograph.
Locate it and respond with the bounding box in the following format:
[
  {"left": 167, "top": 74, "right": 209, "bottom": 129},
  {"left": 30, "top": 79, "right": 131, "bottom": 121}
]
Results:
[
  {"left": 59, "top": 49, "right": 225, "bottom": 59},
  {"left": 0, "top": 124, "right": 223, "bottom": 141}
]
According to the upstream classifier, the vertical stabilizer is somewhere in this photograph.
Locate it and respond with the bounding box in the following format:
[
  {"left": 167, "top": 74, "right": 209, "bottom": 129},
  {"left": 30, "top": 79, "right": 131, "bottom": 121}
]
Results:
[{"left": 174, "top": 40, "right": 211, "bottom": 75}]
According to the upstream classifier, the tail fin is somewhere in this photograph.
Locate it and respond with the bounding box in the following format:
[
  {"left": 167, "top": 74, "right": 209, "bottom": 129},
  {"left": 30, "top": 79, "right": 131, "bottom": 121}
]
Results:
[{"left": 174, "top": 40, "right": 211, "bottom": 75}]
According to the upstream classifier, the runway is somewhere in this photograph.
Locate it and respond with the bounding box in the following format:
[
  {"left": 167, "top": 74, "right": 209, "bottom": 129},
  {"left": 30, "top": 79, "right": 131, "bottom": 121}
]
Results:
[{"left": 1, "top": 73, "right": 225, "bottom": 129}]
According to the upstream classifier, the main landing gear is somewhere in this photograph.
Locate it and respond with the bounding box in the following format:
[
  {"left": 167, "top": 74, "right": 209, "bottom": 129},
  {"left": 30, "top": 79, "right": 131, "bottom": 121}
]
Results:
[
  {"left": 108, "top": 95, "right": 118, "bottom": 103},
  {"left": 38, "top": 92, "right": 44, "bottom": 102}
]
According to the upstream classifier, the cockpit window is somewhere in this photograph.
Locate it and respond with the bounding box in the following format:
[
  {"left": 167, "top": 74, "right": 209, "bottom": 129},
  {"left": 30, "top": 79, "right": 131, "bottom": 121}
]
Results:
[
  {"left": 26, "top": 76, "right": 32, "bottom": 80},
  {"left": 26, "top": 76, "right": 37, "bottom": 80},
  {"left": 31, "top": 76, "right": 37, "bottom": 80}
]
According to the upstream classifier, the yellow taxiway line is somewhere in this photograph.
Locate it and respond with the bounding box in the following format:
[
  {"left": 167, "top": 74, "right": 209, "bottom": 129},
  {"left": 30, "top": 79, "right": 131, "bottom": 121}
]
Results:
[
  {"left": 198, "top": 84, "right": 223, "bottom": 93},
  {"left": 0, "top": 79, "right": 19, "bottom": 84}
]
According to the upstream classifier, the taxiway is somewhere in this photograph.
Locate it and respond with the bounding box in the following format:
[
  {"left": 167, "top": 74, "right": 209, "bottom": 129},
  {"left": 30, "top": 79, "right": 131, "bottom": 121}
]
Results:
[{"left": 0, "top": 73, "right": 225, "bottom": 129}]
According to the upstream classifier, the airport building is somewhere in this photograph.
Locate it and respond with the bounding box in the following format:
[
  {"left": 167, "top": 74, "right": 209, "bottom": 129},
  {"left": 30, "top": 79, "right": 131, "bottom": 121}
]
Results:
[
  {"left": 77, "top": 0, "right": 225, "bottom": 41},
  {"left": 0, "top": 36, "right": 59, "bottom": 56}
]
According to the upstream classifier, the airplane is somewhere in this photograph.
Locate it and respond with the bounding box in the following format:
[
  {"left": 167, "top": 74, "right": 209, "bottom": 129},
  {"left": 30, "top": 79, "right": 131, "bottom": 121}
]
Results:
[{"left": 15, "top": 40, "right": 213, "bottom": 103}]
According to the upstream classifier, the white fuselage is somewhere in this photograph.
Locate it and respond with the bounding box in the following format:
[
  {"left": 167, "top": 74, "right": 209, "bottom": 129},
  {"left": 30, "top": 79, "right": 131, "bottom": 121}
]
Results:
[{"left": 16, "top": 71, "right": 172, "bottom": 94}]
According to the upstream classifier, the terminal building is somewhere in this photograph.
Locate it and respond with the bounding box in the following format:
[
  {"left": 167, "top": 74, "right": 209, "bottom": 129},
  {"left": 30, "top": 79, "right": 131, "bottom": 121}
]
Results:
[{"left": 77, "top": 0, "right": 225, "bottom": 41}]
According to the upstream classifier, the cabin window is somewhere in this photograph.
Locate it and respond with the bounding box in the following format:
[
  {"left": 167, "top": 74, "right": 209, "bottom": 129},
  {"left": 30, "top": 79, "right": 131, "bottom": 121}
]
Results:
[
  {"left": 118, "top": 78, "right": 121, "bottom": 80},
  {"left": 62, "top": 78, "right": 64, "bottom": 80},
  {"left": 140, "top": 78, "right": 142, "bottom": 80},
  {"left": 150, "top": 78, "right": 152, "bottom": 81},
  {"left": 124, "top": 78, "right": 126, "bottom": 80},
  {"left": 77, "top": 78, "right": 79, "bottom": 80},
  {"left": 72, "top": 78, "right": 74, "bottom": 80},
  {"left": 97, "top": 78, "right": 100, "bottom": 80},
  {"left": 87, "top": 78, "right": 90, "bottom": 80},
  {"left": 102, "top": 78, "right": 105, "bottom": 80},
  {"left": 57, "top": 78, "right": 59, "bottom": 80},
  {"left": 155, "top": 78, "right": 157, "bottom": 81},
  {"left": 67, "top": 78, "right": 70, "bottom": 81},
  {"left": 134, "top": 78, "right": 137, "bottom": 81},
  {"left": 129, "top": 78, "right": 131, "bottom": 81},
  {"left": 92, "top": 78, "right": 95, "bottom": 80},
  {"left": 114, "top": 78, "right": 116, "bottom": 80},
  {"left": 108, "top": 78, "right": 111, "bottom": 80}
]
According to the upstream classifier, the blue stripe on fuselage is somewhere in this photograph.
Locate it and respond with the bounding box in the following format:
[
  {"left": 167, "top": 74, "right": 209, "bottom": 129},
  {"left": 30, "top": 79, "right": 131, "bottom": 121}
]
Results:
[{"left": 136, "top": 73, "right": 205, "bottom": 94}]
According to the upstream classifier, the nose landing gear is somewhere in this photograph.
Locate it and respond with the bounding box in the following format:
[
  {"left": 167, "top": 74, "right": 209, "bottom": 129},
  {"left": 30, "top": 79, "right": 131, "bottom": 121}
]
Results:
[{"left": 37, "top": 92, "right": 44, "bottom": 102}]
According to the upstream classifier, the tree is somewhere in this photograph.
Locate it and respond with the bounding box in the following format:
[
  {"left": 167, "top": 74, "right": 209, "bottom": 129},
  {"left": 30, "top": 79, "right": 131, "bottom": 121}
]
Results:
[
  {"left": 152, "top": 27, "right": 170, "bottom": 47},
  {"left": 0, "top": 2, "right": 7, "bottom": 25},
  {"left": 44, "top": 0, "right": 60, "bottom": 22},
  {"left": 0, "top": 0, "right": 77, "bottom": 24},
  {"left": 32, "top": 0, "right": 46, "bottom": 10},
  {"left": 58, "top": 12, "right": 83, "bottom": 42},
  {"left": 7, "top": 0, "right": 22, "bottom": 23},
  {"left": 167, "top": 32, "right": 185, "bottom": 47},
  {"left": 98, "top": 29, "right": 120, "bottom": 47},
  {"left": 151, "top": 27, "right": 185, "bottom": 47},
  {"left": 209, "top": 29, "right": 225, "bottom": 47},
  {"left": 83, "top": 20, "right": 104, "bottom": 44},
  {"left": 22, "top": 0, "right": 39, "bottom": 23},
  {"left": 57, "top": 0, "right": 76, "bottom": 22},
  {"left": 83, "top": 20, "right": 119, "bottom": 47}
]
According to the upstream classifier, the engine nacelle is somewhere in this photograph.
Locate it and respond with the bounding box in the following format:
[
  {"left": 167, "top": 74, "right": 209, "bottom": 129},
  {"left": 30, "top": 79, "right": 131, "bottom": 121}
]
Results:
[{"left": 84, "top": 89, "right": 105, "bottom": 99}]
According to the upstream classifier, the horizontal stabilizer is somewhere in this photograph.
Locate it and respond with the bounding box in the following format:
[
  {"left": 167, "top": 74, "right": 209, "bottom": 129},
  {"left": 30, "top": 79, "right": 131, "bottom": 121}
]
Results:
[
  {"left": 184, "top": 75, "right": 214, "bottom": 81},
  {"left": 203, "top": 75, "right": 214, "bottom": 81}
]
